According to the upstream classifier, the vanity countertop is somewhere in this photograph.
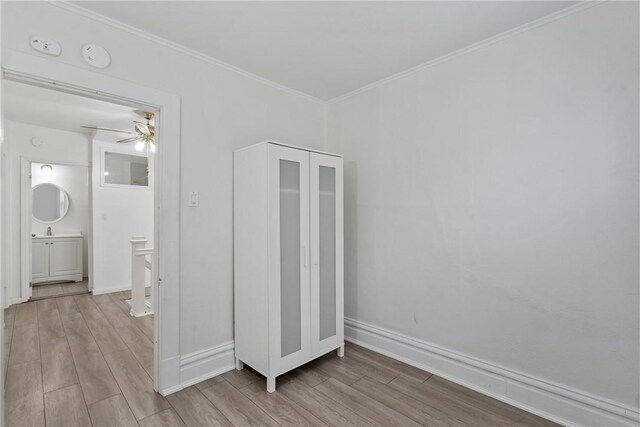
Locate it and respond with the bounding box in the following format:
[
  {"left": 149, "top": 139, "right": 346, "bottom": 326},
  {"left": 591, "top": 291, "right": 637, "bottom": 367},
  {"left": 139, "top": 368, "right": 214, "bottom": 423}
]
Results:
[{"left": 32, "top": 233, "right": 83, "bottom": 239}]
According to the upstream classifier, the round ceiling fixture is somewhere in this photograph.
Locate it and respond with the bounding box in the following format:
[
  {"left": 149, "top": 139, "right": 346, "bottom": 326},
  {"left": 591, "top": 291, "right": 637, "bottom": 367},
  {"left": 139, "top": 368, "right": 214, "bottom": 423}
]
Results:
[{"left": 81, "top": 44, "right": 111, "bottom": 69}]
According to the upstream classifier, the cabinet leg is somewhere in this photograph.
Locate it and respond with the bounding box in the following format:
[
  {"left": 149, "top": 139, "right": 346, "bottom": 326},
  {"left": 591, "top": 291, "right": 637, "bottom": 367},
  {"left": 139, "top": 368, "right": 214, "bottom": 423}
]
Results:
[
  {"left": 267, "top": 376, "right": 276, "bottom": 393},
  {"left": 235, "top": 357, "right": 244, "bottom": 371},
  {"left": 337, "top": 345, "right": 345, "bottom": 358}
]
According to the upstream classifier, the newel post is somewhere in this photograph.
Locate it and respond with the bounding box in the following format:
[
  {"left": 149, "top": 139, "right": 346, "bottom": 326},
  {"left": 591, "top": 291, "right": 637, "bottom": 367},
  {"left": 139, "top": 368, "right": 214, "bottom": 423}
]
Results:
[{"left": 130, "top": 235, "right": 148, "bottom": 316}]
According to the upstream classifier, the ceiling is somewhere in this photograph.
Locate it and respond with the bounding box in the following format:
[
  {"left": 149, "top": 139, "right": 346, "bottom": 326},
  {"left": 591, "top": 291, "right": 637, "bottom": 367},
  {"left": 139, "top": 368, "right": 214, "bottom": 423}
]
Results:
[
  {"left": 2, "top": 79, "right": 142, "bottom": 136},
  {"left": 74, "top": 1, "right": 577, "bottom": 101}
]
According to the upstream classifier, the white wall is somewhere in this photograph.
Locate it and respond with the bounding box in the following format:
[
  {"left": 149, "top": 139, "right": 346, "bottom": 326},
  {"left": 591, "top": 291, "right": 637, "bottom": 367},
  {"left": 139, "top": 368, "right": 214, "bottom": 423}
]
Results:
[
  {"left": 1, "top": 2, "right": 325, "bottom": 354},
  {"left": 327, "top": 1, "right": 639, "bottom": 414},
  {"left": 91, "top": 139, "right": 153, "bottom": 294},
  {"left": 2, "top": 120, "right": 90, "bottom": 304},
  {"left": 32, "top": 162, "right": 89, "bottom": 276}
]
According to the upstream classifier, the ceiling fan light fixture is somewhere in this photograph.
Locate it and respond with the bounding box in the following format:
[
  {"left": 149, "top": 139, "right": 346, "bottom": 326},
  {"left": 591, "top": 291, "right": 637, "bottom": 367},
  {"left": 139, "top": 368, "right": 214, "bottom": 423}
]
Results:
[
  {"left": 135, "top": 122, "right": 150, "bottom": 135},
  {"left": 81, "top": 111, "right": 155, "bottom": 150}
]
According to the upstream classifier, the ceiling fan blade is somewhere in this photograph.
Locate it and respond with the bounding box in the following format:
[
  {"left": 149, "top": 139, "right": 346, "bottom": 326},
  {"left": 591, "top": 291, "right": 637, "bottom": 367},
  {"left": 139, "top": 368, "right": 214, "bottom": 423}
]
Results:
[
  {"left": 80, "top": 126, "right": 136, "bottom": 135},
  {"left": 117, "top": 136, "right": 141, "bottom": 144},
  {"left": 134, "top": 121, "right": 150, "bottom": 136}
]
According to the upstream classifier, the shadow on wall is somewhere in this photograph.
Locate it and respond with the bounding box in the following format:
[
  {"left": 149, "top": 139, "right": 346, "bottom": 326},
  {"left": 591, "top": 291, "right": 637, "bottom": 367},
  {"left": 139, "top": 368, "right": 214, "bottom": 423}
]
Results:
[{"left": 344, "top": 161, "right": 359, "bottom": 320}]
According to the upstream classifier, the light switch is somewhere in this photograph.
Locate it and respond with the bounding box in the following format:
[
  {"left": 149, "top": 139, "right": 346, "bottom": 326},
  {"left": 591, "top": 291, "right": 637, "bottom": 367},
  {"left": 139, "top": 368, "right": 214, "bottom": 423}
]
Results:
[{"left": 188, "top": 191, "right": 199, "bottom": 207}]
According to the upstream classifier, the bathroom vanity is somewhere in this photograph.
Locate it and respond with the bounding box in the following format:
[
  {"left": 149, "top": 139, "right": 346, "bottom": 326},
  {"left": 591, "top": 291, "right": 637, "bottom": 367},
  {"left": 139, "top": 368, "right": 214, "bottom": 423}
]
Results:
[{"left": 32, "top": 234, "right": 83, "bottom": 284}]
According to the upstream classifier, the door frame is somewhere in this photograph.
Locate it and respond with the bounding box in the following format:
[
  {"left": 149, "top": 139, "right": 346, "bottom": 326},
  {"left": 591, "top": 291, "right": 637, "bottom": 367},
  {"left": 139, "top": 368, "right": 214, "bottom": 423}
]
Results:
[
  {"left": 20, "top": 157, "right": 90, "bottom": 302},
  {"left": 2, "top": 49, "right": 182, "bottom": 395}
]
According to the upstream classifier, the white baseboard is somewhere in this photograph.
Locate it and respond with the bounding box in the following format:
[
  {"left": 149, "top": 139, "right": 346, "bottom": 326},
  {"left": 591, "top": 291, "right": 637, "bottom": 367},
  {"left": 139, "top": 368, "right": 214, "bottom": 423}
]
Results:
[
  {"left": 177, "top": 341, "right": 235, "bottom": 392},
  {"left": 158, "top": 355, "right": 181, "bottom": 396},
  {"left": 345, "top": 317, "right": 640, "bottom": 427},
  {"left": 7, "top": 297, "right": 22, "bottom": 307}
]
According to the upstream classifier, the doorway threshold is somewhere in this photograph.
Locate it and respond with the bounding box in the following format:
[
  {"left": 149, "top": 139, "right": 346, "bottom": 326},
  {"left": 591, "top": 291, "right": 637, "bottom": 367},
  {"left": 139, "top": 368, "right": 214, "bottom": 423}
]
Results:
[{"left": 30, "top": 280, "right": 90, "bottom": 300}]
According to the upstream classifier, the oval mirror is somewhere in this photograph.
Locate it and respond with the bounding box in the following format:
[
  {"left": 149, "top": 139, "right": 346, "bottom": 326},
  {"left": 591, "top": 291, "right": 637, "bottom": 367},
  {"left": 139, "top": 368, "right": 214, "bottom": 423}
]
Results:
[{"left": 32, "top": 183, "right": 70, "bottom": 223}]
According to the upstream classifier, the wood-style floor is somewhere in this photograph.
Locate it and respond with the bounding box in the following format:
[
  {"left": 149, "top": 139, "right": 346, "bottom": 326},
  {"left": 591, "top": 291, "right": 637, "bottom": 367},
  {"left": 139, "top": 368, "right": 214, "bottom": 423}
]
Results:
[
  {"left": 4, "top": 291, "right": 557, "bottom": 427},
  {"left": 31, "top": 280, "right": 90, "bottom": 300}
]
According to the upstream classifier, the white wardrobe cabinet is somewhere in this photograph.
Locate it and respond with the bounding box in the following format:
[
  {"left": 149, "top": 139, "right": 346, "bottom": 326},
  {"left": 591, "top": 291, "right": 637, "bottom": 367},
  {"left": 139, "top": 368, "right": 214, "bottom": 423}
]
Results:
[
  {"left": 32, "top": 235, "right": 83, "bottom": 284},
  {"left": 234, "top": 141, "right": 344, "bottom": 392}
]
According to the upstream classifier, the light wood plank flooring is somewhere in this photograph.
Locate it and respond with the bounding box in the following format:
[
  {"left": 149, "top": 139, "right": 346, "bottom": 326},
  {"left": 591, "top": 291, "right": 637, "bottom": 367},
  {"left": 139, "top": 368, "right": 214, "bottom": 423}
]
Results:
[
  {"left": 31, "top": 280, "right": 90, "bottom": 300},
  {"left": 4, "top": 293, "right": 558, "bottom": 426}
]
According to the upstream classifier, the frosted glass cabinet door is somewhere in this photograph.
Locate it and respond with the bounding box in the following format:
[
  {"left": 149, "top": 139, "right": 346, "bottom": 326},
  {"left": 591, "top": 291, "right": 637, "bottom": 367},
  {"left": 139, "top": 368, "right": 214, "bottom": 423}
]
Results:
[
  {"left": 268, "top": 145, "right": 311, "bottom": 372},
  {"left": 310, "top": 152, "right": 344, "bottom": 355}
]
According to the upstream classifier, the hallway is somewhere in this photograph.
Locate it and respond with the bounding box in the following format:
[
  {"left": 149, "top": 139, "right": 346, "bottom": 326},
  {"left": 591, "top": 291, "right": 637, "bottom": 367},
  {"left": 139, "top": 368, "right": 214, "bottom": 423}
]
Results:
[{"left": 4, "top": 291, "right": 154, "bottom": 426}]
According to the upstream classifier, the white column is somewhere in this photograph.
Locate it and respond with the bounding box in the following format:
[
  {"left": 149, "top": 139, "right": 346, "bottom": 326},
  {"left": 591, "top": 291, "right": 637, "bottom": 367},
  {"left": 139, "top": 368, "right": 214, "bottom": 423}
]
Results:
[{"left": 130, "top": 236, "right": 148, "bottom": 316}]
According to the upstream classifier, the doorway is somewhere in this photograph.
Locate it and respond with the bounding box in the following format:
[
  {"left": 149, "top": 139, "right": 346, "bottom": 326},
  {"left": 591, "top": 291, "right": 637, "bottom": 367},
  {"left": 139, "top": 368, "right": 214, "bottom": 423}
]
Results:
[
  {"left": 4, "top": 79, "right": 156, "bottom": 305},
  {"left": 2, "top": 79, "right": 160, "bottom": 422},
  {"left": 1, "top": 51, "right": 181, "bottom": 400},
  {"left": 28, "top": 161, "right": 90, "bottom": 300}
]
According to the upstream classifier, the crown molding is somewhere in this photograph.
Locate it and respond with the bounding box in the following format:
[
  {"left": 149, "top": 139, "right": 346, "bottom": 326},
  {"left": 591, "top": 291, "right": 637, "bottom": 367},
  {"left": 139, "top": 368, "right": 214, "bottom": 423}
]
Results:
[
  {"left": 49, "top": 1, "right": 604, "bottom": 108},
  {"left": 48, "top": 1, "right": 327, "bottom": 106},
  {"left": 327, "top": 1, "right": 605, "bottom": 105}
]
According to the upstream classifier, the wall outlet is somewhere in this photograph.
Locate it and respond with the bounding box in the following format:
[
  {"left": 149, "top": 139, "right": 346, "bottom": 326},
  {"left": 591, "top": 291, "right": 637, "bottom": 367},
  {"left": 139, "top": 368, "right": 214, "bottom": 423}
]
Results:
[{"left": 188, "top": 191, "right": 199, "bottom": 207}]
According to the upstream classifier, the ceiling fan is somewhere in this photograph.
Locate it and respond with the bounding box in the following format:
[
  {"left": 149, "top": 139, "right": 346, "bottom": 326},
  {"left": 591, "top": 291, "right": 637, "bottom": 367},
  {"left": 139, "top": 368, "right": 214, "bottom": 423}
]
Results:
[{"left": 81, "top": 111, "right": 156, "bottom": 152}]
